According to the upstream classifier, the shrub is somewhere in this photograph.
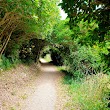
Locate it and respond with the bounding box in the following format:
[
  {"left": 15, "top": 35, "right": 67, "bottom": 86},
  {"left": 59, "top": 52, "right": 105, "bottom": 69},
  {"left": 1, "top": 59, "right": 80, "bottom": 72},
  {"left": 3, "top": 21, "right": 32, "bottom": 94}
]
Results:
[
  {"left": 0, "top": 55, "right": 12, "bottom": 69},
  {"left": 50, "top": 47, "right": 64, "bottom": 66},
  {"left": 0, "top": 55, "right": 20, "bottom": 70},
  {"left": 63, "top": 44, "right": 104, "bottom": 78},
  {"left": 62, "top": 38, "right": 110, "bottom": 78}
]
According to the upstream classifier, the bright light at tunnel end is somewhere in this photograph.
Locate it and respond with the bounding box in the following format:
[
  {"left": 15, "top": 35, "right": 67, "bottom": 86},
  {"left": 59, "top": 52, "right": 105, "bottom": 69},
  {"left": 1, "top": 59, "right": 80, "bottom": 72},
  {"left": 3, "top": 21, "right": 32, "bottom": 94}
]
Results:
[{"left": 59, "top": 0, "right": 67, "bottom": 20}]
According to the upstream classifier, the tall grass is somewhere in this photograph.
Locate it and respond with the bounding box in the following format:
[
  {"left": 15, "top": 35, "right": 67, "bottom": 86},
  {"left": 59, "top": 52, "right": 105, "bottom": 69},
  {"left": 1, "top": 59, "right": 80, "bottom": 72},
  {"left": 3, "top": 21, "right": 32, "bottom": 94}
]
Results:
[
  {"left": 63, "top": 73, "right": 110, "bottom": 110},
  {"left": 0, "top": 55, "right": 20, "bottom": 71}
]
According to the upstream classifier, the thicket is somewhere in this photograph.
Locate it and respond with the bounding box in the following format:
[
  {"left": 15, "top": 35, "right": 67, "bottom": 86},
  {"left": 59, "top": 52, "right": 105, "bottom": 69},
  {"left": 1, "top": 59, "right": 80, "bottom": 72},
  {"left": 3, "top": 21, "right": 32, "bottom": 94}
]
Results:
[
  {"left": 0, "top": 0, "right": 60, "bottom": 69},
  {"left": 49, "top": 20, "right": 109, "bottom": 77},
  {"left": 46, "top": 1, "right": 110, "bottom": 109},
  {"left": 51, "top": 19, "right": 110, "bottom": 109},
  {"left": 47, "top": 0, "right": 110, "bottom": 78}
]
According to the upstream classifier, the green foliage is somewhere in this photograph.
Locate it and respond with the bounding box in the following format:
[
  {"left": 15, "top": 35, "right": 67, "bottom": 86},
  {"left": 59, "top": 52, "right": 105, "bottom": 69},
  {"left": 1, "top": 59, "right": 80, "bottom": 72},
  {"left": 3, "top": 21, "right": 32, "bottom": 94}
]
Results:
[
  {"left": 0, "top": 0, "right": 60, "bottom": 66},
  {"left": 50, "top": 19, "right": 110, "bottom": 78},
  {"left": 59, "top": 0, "right": 110, "bottom": 39},
  {"left": 50, "top": 4, "right": 110, "bottom": 110},
  {"left": 61, "top": 40, "right": 110, "bottom": 78},
  {"left": 4, "top": 39, "right": 21, "bottom": 62},
  {"left": 63, "top": 73, "right": 110, "bottom": 110},
  {"left": 2, "top": 0, "right": 39, "bottom": 34},
  {"left": 0, "top": 1, "right": 110, "bottom": 110},
  {"left": 50, "top": 48, "right": 63, "bottom": 66},
  {"left": 72, "top": 20, "right": 99, "bottom": 45},
  {"left": 37, "top": 0, "right": 60, "bottom": 38},
  {"left": 63, "top": 44, "right": 102, "bottom": 78},
  {"left": 1, "top": 56, "right": 12, "bottom": 69},
  {"left": 0, "top": 55, "right": 17, "bottom": 70},
  {"left": 48, "top": 19, "right": 73, "bottom": 44}
]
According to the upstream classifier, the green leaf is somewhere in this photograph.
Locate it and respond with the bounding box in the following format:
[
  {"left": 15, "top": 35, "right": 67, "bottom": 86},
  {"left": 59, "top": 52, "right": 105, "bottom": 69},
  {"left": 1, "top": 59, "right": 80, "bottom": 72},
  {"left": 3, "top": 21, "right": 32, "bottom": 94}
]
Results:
[{"left": 6, "top": 0, "right": 12, "bottom": 2}]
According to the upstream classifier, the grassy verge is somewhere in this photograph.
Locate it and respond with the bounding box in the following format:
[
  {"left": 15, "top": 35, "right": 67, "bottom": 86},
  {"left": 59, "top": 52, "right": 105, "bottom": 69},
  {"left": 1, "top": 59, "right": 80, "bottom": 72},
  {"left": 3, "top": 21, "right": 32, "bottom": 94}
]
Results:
[
  {"left": 0, "top": 56, "right": 20, "bottom": 72},
  {"left": 62, "top": 73, "right": 110, "bottom": 110}
]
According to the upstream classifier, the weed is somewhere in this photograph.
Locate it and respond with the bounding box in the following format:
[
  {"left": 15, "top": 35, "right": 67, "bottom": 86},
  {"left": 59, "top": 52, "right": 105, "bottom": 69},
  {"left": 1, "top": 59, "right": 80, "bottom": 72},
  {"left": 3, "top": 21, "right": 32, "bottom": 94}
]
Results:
[
  {"left": 21, "top": 93, "right": 28, "bottom": 100},
  {"left": 10, "top": 107, "right": 16, "bottom": 110},
  {"left": 63, "top": 73, "right": 110, "bottom": 110},
  {"left": 0, "top": 55, "right": 20, "bottom": 71}
]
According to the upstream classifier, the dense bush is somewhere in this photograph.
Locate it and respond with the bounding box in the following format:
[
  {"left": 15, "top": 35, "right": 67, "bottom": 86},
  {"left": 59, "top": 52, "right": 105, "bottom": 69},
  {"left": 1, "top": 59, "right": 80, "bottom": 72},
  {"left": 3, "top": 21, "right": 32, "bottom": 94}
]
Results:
[
  {"left": 19, "top": 38, "right": 46, "bottom": 63},
  {"left": 51, "top": 49, "right": 63, "bottom": 66},
  {"left": 50, "top": 19, "right": 110, "bottom": 78},
  {"left": 0, "top": 55, "right": 19, "bottom": 70},
  {"left": 63, "top": 43, "right": 108, "bottom": 78},
  {"left": 0, "top": 0, "right": 60, "bottom": 66}
]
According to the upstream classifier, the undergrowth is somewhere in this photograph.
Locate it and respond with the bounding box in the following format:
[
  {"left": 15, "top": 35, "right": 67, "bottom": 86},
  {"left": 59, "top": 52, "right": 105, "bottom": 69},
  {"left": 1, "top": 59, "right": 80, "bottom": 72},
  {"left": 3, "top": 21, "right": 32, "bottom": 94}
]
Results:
[
  {"left": 63, "top": 73, "right": 110, "bottom": 110},
  {"left": 0, "top": 55, "right": 20, "bottom": 71}
]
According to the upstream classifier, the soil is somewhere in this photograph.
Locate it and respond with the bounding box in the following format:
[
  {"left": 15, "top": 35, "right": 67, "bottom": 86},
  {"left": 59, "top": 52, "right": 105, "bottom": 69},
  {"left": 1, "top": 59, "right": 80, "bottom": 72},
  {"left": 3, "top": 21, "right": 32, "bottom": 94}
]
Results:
[{"left": 0, "top": 59, "right": 68, "bottom": 110}]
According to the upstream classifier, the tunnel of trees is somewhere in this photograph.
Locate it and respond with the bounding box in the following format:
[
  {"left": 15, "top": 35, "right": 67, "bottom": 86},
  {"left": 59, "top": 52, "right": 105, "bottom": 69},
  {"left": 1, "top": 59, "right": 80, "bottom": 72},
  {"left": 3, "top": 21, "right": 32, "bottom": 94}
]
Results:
[
  {"left": 0, "top": 0, "right": 110, "bottom": 109},
  {"left": 0, "top": 0, "right": 110, "bottom": 79}
]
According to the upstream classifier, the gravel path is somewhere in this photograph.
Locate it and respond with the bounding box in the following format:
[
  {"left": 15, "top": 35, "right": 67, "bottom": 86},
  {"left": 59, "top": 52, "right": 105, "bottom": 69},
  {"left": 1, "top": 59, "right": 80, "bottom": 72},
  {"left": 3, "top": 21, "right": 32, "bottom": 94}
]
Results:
[{"left": 23, "top": 60, "right": 63, "bottom": 110}]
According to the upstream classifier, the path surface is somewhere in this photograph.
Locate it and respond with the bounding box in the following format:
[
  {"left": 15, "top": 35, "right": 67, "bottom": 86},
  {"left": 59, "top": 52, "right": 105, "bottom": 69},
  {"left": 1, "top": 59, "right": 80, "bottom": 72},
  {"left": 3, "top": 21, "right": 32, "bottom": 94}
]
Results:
[{"left": 23, "top": 60, "right": 63, "bottom": 110}]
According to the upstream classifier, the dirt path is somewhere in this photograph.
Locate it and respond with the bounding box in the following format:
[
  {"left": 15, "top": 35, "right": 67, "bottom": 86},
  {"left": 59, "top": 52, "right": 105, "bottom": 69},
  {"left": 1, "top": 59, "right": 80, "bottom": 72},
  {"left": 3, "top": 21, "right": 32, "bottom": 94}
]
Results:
[
  {"left": 0, "top": 59, "right": 67, "bottom": 110},
  {"left": 22, "top": 60, "right": 64, "bottom": 110}
]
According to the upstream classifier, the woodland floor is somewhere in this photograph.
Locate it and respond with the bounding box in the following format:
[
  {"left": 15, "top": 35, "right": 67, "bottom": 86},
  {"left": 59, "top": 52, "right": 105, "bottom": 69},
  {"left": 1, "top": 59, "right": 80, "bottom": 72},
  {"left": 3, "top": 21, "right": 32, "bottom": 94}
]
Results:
[{"left": 0, "top": 59, "right": 70, "bottom": 110}]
